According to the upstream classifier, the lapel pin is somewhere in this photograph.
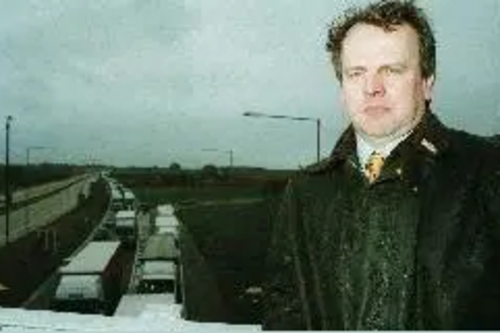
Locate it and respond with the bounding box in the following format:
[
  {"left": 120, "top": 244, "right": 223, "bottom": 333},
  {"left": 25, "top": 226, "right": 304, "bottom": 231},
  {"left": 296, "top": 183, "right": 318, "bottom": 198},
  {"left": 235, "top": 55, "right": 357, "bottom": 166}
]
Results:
[{"left": 421, "top": 138, "right": 438, "bottom": 154}]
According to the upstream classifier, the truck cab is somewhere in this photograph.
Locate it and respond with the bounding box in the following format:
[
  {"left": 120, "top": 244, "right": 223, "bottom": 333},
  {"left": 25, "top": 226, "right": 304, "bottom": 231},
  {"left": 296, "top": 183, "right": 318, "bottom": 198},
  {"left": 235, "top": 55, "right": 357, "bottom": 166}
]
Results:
[{"left": 137, "top": 261, "right": 176, "bottom": 294}]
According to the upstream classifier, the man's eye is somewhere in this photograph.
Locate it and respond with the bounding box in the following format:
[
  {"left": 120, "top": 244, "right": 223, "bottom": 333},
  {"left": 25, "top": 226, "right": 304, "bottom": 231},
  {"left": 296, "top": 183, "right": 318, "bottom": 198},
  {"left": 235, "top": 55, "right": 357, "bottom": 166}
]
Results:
[
  {"left": 346, "top": 70, "right": 363, "bottom": 78},
  {"left": 385, "top": 67, "right": 404, "bottom": 74}
]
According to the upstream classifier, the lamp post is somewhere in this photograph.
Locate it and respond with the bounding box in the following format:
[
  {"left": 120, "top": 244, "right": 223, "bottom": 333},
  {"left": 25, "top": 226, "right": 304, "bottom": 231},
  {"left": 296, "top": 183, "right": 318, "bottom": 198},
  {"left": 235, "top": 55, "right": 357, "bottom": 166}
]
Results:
[
  {"left": 4, "top": 115, "right": 13, "bottom": 244},
  {"left": 243, "top": 111, "right": 322, "bottom": 163},
  {"left": 202, "top": 148, "right": 234, "bottom": 168}
]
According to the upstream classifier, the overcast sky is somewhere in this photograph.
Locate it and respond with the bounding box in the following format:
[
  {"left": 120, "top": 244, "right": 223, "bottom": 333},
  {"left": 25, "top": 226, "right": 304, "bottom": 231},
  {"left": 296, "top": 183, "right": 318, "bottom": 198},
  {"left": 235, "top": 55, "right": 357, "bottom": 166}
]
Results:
[{"left": 1, "top": 0, "right": 499, "bottom": 169}]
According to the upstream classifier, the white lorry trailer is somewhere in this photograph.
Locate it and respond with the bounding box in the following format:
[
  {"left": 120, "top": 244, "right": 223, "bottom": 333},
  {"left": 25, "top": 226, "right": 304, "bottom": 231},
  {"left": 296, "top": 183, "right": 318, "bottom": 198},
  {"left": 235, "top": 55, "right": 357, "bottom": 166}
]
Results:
[{"left": 51, "top": 241, "right": 122, "bottom": 315}]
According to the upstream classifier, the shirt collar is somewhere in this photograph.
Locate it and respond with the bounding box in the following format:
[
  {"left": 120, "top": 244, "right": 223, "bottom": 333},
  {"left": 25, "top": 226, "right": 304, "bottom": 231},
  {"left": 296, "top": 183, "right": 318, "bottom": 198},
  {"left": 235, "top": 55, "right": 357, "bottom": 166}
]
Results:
[{"left": 356, "top": 130, "right": 413, "bottom": 168}]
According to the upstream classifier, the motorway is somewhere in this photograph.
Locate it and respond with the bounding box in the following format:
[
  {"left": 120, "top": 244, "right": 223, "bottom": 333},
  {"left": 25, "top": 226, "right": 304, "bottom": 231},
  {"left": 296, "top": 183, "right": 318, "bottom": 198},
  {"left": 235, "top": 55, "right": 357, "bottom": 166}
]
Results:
[
  {"left": 8, "top": 176, "right": 136, "bottom": 314},
  {"left": 0, "top": 174, "right": 97, "bottom": 247}
]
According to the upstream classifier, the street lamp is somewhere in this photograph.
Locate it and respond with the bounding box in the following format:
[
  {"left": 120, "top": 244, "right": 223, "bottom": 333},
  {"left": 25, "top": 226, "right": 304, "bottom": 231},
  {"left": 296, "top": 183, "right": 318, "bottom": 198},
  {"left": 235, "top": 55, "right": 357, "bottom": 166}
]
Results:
[
  {"left": 202, "top": 148, "right": 234, "bottom": 168},
  {"left": 4, "top": 115, "right": 13, "bottom": 244},
  {"left": 243, "top": 111, "right": 322, "bottom": 163}
]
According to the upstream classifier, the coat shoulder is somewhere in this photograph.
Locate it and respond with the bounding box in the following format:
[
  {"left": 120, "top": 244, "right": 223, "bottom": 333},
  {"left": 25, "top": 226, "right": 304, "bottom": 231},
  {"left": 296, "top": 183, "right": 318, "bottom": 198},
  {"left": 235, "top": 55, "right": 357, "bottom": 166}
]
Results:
[
  {"left": 302, "top": 156, "right": 341, "bottom": 175},
  {"left": 448, "top": 129, "right": 500, "bottom": 164}
]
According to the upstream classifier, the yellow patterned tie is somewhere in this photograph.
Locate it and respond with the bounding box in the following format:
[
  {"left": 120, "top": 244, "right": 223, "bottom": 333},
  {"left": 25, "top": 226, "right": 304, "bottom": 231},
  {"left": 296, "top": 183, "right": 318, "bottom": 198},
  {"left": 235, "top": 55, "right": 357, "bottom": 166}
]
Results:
[{"left": 365, "top": 151, "right": 385, "bottom": 183}]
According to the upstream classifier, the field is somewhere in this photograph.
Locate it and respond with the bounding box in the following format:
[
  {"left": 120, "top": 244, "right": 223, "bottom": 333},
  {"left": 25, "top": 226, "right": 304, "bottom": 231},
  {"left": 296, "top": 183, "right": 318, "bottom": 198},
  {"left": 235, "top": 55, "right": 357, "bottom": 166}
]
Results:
[
  {"left": 133, "top": 185, "right": 265, "bottom": 207},
  {"left": 176, "top": 198, "right": 274, "bottom": 324}
]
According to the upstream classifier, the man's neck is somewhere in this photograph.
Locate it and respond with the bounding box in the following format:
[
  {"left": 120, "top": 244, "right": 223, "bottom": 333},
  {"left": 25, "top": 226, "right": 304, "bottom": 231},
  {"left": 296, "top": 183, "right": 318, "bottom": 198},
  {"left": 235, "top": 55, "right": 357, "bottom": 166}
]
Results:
[{"left": 360, "top": 109, "right": 428, "bottom": 149}]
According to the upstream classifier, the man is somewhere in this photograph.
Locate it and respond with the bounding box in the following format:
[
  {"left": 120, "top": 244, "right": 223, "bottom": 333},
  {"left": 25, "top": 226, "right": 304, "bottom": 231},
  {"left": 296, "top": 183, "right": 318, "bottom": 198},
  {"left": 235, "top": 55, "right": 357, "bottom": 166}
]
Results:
[{"left": 263, "top": 0, "right": 500, "bottom": 330}]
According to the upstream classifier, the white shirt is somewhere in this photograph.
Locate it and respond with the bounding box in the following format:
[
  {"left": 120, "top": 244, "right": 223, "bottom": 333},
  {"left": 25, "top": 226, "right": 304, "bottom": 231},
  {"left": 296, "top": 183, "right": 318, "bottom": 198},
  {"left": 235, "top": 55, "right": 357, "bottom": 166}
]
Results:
[{"left": 356, "top": 132, "right": 412, "bottom": 169}]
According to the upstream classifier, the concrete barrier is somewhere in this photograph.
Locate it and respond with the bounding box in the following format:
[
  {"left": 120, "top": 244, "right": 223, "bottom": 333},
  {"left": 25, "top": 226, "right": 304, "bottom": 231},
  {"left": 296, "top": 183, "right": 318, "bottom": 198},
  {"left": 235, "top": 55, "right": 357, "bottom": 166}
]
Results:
[{"left": 0, "top": 174, "right": 96, "bottom": 247}]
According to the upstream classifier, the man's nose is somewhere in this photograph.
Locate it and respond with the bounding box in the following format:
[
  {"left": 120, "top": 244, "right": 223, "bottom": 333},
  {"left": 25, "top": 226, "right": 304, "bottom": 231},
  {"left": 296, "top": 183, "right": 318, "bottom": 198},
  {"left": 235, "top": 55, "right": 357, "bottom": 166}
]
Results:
[{"left": 364, "top": 73, "right": 385, "bottom": 97}]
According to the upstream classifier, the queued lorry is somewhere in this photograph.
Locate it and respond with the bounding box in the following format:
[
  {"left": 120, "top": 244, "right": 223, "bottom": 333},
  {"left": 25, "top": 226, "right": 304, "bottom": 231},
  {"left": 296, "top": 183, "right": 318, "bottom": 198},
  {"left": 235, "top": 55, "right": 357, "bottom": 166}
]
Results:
[
  {"left": 157, "top": 204, "right": 175, "bottom": 217},
  {"left": 137, "top": 233, "right": 179, "bottom": 299},
  {"left": 153, "top": 204, "right": 179, "bottom": 238},
  {"left": 121, "top": 189, "right": 137, "bottom": 211},
  {"left": 154, "top": 215, "right": 179, "bottom": 238},
  {"left": 109, "top": 187, "right": 124, "bottom": 212},
  {"left": 51, "top": 241, "right": 123, "bottom": 315},
  {"left": 107, "top": 180, "right": 137, "bottom": 213},
  {"left": 114, "top": 210, "right": 137, "bottom": 247}
]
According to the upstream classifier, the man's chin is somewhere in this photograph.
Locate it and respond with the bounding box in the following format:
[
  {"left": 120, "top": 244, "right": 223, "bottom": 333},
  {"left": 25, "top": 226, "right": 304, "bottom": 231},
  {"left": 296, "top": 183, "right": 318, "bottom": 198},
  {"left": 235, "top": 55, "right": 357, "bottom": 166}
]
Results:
[
  {"left": 355, "top": 126, "right": 397, "bottom": 141},
  {"left": 354, "top": 122, "right": 391, "bottom": 137}
]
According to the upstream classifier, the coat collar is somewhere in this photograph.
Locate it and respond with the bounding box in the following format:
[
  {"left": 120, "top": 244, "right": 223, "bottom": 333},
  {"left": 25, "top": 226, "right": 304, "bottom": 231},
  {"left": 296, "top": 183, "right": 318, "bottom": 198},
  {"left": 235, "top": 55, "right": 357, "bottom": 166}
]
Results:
[{"left": 398, "top": 110, "right": 451, "bottom": 158}]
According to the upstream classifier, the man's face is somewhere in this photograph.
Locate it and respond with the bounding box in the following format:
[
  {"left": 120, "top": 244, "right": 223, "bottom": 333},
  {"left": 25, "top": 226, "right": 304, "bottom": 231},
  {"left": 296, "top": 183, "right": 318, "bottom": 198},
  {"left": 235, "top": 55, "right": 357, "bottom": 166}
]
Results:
[{"left": 340, "top": 23, "right": 434, "bottom": 143}]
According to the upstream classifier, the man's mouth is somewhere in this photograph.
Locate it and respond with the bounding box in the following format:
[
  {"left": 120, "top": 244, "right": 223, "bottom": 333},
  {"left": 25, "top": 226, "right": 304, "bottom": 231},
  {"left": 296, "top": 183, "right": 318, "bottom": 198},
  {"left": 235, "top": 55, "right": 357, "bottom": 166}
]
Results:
[{"left": 363, "top": 106, "right": 390, "bottom": 115}]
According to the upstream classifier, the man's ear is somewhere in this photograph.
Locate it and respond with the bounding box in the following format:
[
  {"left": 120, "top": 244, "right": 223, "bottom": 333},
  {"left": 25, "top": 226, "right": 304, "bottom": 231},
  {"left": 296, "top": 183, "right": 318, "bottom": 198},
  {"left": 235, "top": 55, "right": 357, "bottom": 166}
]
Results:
[
  {"left": 423, "top": 74, "right": 435, "bottom": 101},
  {"left": 339, "top": 86, "right": 347, "bottom": 111}
]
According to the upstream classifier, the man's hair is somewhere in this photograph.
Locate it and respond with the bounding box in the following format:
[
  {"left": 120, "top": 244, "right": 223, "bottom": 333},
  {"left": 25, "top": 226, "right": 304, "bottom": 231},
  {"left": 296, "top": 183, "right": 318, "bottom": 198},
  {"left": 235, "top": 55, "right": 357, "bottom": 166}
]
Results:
[{"left": 326, "top": 0, "right": 436, "bottom": 81}]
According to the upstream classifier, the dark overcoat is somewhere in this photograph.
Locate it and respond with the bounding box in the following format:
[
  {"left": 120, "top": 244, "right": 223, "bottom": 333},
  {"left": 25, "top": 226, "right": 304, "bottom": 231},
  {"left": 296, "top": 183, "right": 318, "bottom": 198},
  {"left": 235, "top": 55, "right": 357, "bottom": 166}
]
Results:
[{"left": 263, "top": 112, "right": 500, "bottom": 330}]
